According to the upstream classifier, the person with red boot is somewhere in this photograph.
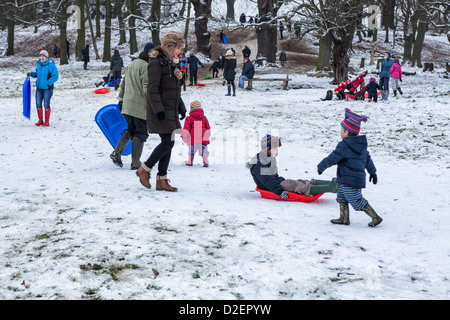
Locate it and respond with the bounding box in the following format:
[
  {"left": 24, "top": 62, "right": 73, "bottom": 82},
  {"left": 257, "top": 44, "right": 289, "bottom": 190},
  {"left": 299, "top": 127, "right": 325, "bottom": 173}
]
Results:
[
  {"left": 181, "top": 100, "right": 211, "bottom": 167},
  {"left": 29, "top": 50, "right": 59, "bottom": 127}
]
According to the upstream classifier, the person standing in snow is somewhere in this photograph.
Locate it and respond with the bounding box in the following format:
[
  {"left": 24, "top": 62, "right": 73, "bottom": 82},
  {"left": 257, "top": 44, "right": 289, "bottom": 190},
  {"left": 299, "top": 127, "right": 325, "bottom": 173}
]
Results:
[
  {"left": 279, "top": 48, "right": 287, "bottom": 68},
  {"left": 53, "top": 44, "right": 58, "bottom": 59},
  {"left": 82, "top": 44, "right": 90, "bottom": 70},
  {"left": 366, "top": 77, "right": 380, "bottom": 102},
  {"left": 178, "top": 52, "right": 188, "bottom": 91},
  {"left": 187, "top": 52, "right": 204, "bottom": 86},
  {"left": 378, "top": 50, "right": 393, "bottom": 101},
  {"left": 223, "top": 49, "right": 237, "bottom": 96},
  {"left": 110, "top": 49, "right": 124, "bottom": 88},
  {"left": 247, "top": 135, "right": 338, "bottom": 198},
  {"left": 317, "top": 108, "right": 382, "bottom": 227},
  {"left": 110, "top": 43, "right": 155, "bottom": 170},
  {"left": 29, "top": 50, "right": 59, "bottom": 127},
  {"left": 390, "top": 58, "right": 403, "bottom": 97},
  {"left": 181, "top": 100, "right": 211, "bottom": 167},
  {"left": 136, "top": 32, "right": 187, "bottom": 192}
]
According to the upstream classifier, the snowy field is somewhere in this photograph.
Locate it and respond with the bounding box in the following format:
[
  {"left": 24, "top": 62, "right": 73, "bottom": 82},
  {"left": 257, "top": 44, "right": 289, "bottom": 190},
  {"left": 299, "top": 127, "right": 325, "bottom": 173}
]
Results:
[{"left": 1, "top": 51, "right": 449, "bottom": 300}]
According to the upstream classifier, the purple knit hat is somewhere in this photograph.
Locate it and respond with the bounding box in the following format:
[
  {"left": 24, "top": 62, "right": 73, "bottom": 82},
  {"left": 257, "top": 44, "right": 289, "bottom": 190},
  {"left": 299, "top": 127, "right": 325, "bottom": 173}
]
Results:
[
  {"left": 341, "top": 108, "right": 368, "bottom": 135},
  {"left": 370, "top": 77, "right": 376, "bottom": 82}
]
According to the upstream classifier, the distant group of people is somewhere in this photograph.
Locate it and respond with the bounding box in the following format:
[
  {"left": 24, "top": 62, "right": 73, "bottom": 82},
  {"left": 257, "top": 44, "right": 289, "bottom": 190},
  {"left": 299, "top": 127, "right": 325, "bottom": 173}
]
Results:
[{"left": 52, "top": 40, "right": 70, "bottom": 59}]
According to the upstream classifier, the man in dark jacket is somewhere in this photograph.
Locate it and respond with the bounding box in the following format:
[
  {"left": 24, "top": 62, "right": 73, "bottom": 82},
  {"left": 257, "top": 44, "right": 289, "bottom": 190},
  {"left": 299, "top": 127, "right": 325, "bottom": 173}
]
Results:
[
  {"left": 187, "top": 52, "right": 204, "bottom": 86},
  {"left": 238, "top": 57, "right": 255, "bottom": 89},
  {"left": 110, "top": 49, "right": 124, "bottom": 82},
  {"left": 82, "top": 44, "right": 90, "bottom": 70}
]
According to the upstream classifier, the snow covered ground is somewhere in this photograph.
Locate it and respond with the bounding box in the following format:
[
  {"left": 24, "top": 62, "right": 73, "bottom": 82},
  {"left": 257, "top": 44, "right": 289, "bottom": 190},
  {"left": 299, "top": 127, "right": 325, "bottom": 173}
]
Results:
[
  {"left": 1, "top": 20, "right": 449, "bottom": 299},
  {"left": 1, "top": 54, "right": 449, "bottom": 300}
]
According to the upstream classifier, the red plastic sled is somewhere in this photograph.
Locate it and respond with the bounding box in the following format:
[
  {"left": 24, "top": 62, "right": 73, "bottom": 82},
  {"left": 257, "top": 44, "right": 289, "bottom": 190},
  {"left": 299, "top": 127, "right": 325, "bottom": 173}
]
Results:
[
  {"left": 256, "top": 187, "right": 324, "bottom": 203},
  {"left": 197, "top": 83, "right": 205, "bottom": 87},
  {"left": 95, "top": 88, "right": 109, "bottom": 94}
]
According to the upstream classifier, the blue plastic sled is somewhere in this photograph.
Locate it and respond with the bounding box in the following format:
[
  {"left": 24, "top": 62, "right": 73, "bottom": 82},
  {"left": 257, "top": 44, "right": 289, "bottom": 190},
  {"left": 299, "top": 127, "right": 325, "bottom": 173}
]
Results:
[
  {"left": 23, "top": 75, "right": 31, "bottom": 119},
  {"left": 95, "top": 104, "right": 132, "bottom": 156},
  {"left": 221, "top": 34, "right": 229, "bottom": 44}
]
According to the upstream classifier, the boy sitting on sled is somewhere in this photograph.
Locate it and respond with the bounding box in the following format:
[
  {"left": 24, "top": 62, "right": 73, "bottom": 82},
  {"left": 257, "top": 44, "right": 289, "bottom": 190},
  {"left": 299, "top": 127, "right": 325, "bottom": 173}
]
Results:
[
  {"left": 95, "top": 71, "right": 115, "bottom": 88},
  {"left": 247, "top": 135, "right": 337, "bottom": 198}
]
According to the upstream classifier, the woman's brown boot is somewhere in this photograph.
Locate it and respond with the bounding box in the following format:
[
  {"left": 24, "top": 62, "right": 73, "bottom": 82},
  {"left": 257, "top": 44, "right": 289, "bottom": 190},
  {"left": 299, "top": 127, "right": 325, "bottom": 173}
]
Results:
[
  {"left": 136, "top": 163, "right": 151, "bottom": 188},
  {"left": 156, "top": 175, "right": 177, "bottom": 192}
]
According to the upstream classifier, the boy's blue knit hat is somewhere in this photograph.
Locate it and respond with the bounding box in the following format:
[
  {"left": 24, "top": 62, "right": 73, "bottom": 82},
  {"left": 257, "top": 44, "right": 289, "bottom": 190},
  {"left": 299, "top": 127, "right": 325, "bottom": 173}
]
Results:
[{"left": 385, "top": 50, "right": 391, "bottom": 57}]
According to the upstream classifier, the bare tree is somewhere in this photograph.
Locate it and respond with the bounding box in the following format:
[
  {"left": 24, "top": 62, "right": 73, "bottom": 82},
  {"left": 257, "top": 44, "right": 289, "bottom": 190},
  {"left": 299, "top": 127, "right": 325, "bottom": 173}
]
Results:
[
  {"left": 290, "top": 0, "right": 369, "bottom": 83},
  {"left": 256, "top": 0, "right": 285, "bottom": 64},
  {"left": 226, "top": 0, "right": 235, "bottom": 21},
  {"left": 191, "top": 0, "right": 212, "bottom": 57}
]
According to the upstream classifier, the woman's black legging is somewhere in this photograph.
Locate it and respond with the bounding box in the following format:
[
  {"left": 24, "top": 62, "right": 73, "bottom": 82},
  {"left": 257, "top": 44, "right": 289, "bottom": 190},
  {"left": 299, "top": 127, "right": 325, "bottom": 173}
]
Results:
[
  {"left": 144, "top": 133, "right": 174, "bottom": 176},
  {"left": 227, "top": 79, "right": 235, "bottom": 86}
]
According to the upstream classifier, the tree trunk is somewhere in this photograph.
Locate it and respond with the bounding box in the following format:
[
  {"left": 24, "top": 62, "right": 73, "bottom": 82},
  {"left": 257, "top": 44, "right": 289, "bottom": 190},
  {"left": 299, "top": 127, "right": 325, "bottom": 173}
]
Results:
[
  {"left": 226, "top": 0, "right": 235, "bottom": 21},
  {"left": 95, "top": 0, "right": 101, "bottom": 38},
  {"left": 256, "top": 0, "right": 277, "bottom": 63},
  {"left": 59, "top": 21, "right": 69, "bottom": 65},
  {"left": 103, "top": 0, "right": 112, "bottom": 62},
  {"left": 411, "top": 0, "right": 427, "bottom": 68},
  {"left": 75, "top": 0, "right": 86, "bottom": 60},
  {"left": 331, "top": 31, "right": 354, "bottom": 84},
  {"left": 6, "top": 19, "right": 14, "bottom": 56},
  {"left": 183, "top": 0, "right": 191, "bottom": 52},
  {"left": 179, "top": 0, "right": 187, "bottom": 17},
  {"left": 128, "top": 0, "right": 138, "bottom": 54},
  {"left": 191, "top": 0, "right": 212, "bottom": 57},
  {"left": 150, "top": 0, "right": 161, "bottom": 45},
  {"left": 86, "top": 0, "right": 100, "bottom": 60},
  {"left": 116, "top": 0, "right": 127, "bottom": 45},
  {"left": 411, "top": 19, "right": 427, "bottom": 68},
  {"left": 316, "top": 32, "right": 331, "bottom": 71}
]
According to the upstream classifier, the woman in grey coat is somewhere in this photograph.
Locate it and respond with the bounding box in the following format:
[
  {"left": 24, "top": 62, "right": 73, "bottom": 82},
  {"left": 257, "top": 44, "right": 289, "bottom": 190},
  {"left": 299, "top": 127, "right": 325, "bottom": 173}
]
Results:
[{"left": 110, "top": 43, "right": 155, "bottom": 170}]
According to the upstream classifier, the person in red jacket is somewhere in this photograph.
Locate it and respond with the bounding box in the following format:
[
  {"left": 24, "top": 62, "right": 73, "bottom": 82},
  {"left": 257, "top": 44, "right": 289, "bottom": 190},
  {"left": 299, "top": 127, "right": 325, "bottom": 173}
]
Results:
[
  {"left": 181, "top": 100, "right": 211, "bottom": 167},
  {"left": 390, "top": 58, "right": 403, "bottom": 97}
]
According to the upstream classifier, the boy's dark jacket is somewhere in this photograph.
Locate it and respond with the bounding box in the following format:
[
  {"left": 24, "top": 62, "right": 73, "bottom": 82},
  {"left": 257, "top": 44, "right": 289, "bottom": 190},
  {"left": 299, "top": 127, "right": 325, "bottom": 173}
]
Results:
[
  {"left": 247, "top": 152, "right": 285, "bottom": 195},
  {"left": 367, "top": 81, "right": 380, "bottom": 95},
  {"left": 317, "top": 135, "right": 376, "bottom": 189}
]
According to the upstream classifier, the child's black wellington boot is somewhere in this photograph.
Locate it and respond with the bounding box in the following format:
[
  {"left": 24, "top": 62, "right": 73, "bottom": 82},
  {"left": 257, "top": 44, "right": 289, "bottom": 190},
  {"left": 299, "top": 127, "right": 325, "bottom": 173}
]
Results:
[
  {"left": 362, "top": 204, "right": 383, "bottom": 227},
  {"left": 331, "top": 203, "right": 350, "bottom": 225}
]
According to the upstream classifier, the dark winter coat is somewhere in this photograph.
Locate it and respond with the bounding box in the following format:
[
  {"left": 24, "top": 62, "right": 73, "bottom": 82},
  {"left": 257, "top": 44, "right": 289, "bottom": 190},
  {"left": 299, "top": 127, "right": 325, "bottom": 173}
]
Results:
[
  {"left": 188, "top": 55, "right": 204, "bottom": 71},
  {"left": 242, "top": 46, "right": 251, "bottom": 58},
  {"left": 248, "top": 152, "right": 285, "bottom": 195},
  {"left": 210, "top": 60, "right": 219, "bottom": 71},
  {"left": 82, "top": 46, "right": 90, "bottom": 62},
  {"left": 146, "top": 47, "right": 186, "bottom": 135},
  {"left": 279, "top": 51, "right": 287, "bottom": 62},
  {"left": 241, "top": 60, "right": 254, "bottom": 79},
  {"left": 223, "top": 56, "right": 237, "bottom": 80},
  {"left": 110, "top": 53, "right": 124, "bottom": 72},
  {"left": 366, "top": 81, "right": 380, "bottom": 95},
  {"left": 317, "top": 135, "right": 376, "bottom": 189}
]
